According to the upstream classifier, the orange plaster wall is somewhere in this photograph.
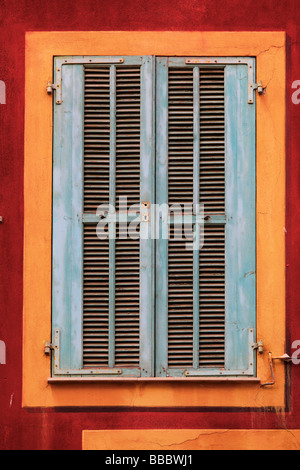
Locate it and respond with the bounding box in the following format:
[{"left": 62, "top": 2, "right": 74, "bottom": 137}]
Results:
[
  {"left": 23, "top": 31, "right": 286, "bottom": 408},
  {"left": 82, "top": 429, "right": 300, "bottom": 450}
]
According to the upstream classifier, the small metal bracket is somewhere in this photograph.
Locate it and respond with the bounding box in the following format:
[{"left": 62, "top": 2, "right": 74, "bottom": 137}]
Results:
[
  {"left": 260, "top": 352, "right": 292, "bottom": 387},
  {"left": 252, "top": 339, "right": 264, "bottom": 354},
  {"left": 272, "top": 353, "right": 292, "bottom": 362}
]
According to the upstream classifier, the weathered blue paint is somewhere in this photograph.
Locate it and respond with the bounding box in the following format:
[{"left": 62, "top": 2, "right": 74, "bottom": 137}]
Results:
[
  {"left": 224, "top": 63, "right": 256, "bottom": 374},
  {"left": 155, "top": 57, "right": 169, "bottom": 377},
  {"left": 155, "top": 58, "right": 256, "bottom": 378},
  {"left": 52, "top": 56, "right": 256, "bottom": 378},
  {"left": 52, "top": 57, "right": 149, "bottom": 377},
  {"left": 52, "top": 63, "right": 84, "bottom": 373},
  {"left": 139, "top": 56, "right": 156, "bottom": 377}
]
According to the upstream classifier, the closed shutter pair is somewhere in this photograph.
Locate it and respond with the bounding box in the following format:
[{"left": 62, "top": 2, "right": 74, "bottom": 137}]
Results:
[{"left": 52, "top": 56, "right": 256, "bottom": 377}]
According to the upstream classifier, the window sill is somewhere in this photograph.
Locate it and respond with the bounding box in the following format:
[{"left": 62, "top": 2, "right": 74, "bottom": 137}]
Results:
[{"left": 48, "top": 376, "right": 261, "bottom": 384}]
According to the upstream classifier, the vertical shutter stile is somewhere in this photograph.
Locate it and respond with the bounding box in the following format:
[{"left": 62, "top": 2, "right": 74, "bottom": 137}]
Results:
[{"left": 52, "top": 64, "right": 84, "bottom": 373}]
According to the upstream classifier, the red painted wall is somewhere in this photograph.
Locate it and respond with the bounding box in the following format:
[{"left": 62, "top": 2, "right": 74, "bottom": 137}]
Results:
[{"left": 0, "top": 0, "right": 300, "bottom": 449}]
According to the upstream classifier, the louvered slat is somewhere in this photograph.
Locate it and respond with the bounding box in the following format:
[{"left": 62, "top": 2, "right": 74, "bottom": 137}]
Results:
[
  {"left": 115, "top": 224, "right": 140, "bottom": 366},
  {"left": 168, "top": 68, "right": 194, "bottom": 215},
  {"left": 167, "top": 65, "right": 226, "bottom": 370},
  {"left": 114, "top": 66, "right": 141, "bottom": 366},
  {"left": 116, "top": 67, "right": 141, "bottom": 212},
  {"left": 83, "top": 65, "right": 141, "bottom": 369},
  {"left": 168, "top": 225, "right": 194, "bottom": 367},
  {"left": 167, "top": 68, "right": 194, "bottom": 366},
  {"left": 83, "top": 225, "right": 109, "bottom": 367}
]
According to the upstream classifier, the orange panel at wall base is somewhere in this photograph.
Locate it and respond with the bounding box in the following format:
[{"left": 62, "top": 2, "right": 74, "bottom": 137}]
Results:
[{"left": 82, "top": 429, "right": 300, "bottom": 451}]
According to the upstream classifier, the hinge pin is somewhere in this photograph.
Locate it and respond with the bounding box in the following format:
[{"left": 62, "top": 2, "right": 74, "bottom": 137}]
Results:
[
  {"left": 254, "top": 81, "right": 265, "bottom": 95},
  {"left": 47, "top": 81, "right": 57, "bottom": 94},
  {"left": 252, "top": 339, "right": 264, "bottom": 354}
]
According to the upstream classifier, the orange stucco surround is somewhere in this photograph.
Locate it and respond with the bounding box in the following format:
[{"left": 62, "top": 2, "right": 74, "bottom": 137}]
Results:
[{"left": 24, "top": 31, "right": 286, "bottom": 408}]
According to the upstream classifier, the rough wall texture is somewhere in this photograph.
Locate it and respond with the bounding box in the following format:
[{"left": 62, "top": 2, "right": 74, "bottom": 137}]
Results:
[{"left": 0, "top": 0, "right": 300, "bottom": 449}]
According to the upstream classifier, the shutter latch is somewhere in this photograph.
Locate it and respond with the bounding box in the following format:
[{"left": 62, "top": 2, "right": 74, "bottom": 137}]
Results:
[
  {"left": 44, "top": 341, "right": 54, "bottom": 356},
  {"left": 141, "top": 201, "right": 150, "bottom": 222},
  {"left": 252, "top": 339, "right": 264, "bottom": 354}
]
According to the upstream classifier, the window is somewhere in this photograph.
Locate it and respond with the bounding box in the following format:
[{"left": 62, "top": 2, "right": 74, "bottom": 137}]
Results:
[{"left": 51, "top": 55, "right": 256, "bottom": 378}]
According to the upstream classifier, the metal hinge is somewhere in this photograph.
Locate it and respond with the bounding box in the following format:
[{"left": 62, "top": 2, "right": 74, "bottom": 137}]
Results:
[
  {"left": 44, "top": 341, "right": 54, "bottom": 356},
  {"left": 252, "top": 339, "right": 264, "bottom": 354}
]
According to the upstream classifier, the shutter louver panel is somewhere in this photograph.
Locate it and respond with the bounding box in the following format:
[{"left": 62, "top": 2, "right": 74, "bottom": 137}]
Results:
[
  {"left": 114, "top": 65, "right": 141, "bottom": 367},
  {"left": 82, "top": 61, "right": 144, "bottom": 373},
  {"left": 83, "top": 66, "right": 111, "bottom": 368},
  {"left": 116, "top": 66, "right": 141, "bottom": 212},
  {"left": 168, "top": 68, "right": 194, "bottom": 215},
  {"left": 199, "top": 225, "right": 225, "bottom": 367},
  {"left": 84, "top": 67, "right": 111, "bottom": 213},
  {"left": 167, "top": 68, "right": 194, "bottom": 367},
  {"left": 168, "top": 225, "right": 194, "bottom": 367},
  {"left": 200, "top": 67, "right": 225, "bottom": 214},
  {"left": 199, "top": 67, "right": 225, "bottom": 368},
  {"left": 163, "top": 61, "right": 227, "bottom": 373},
  {"left": 83, "top": 225, "right": 109, "bottom": 367},
  {"left": 115, "top": 225, "right": 140, "bottom": 367}
]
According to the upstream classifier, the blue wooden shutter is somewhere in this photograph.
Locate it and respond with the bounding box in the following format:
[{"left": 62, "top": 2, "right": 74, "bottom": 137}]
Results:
[
  {"left": 156, "top": 57, "right": 256, "bottom": 377},
  {"left": 52, "top": 56, "right": 155, "bottom": 377}
]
